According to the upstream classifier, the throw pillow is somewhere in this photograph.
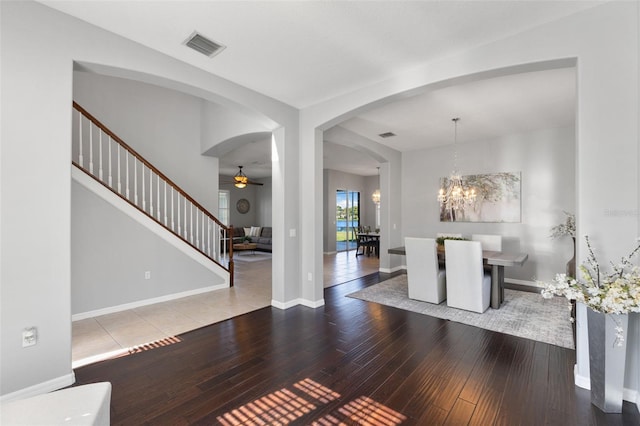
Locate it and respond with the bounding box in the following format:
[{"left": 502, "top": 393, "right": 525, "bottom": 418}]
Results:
[
  {"left": 250, "top": 226, "right": 262, "bottom": 237},
  {"left": 243, "top": 227, "right": 251, "bottom": 237}
]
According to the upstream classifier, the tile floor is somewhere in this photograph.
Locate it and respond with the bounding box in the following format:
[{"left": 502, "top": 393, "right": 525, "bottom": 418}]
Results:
[{"left": 72, "top": 250, "right": 379, "bottom": 367}]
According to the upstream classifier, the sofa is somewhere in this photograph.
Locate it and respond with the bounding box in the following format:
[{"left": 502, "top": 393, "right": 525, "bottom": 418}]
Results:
[{"left": 229, "top": 226, "right": 272, "bottom": 252}]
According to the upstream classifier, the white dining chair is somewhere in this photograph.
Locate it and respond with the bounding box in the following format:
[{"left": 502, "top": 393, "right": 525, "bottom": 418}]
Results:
[
  {"left": 471, "top": 234, "right": 502, "bottom": 251},
  {"left": 404, "top": 237, "right": 446, "bottom": 304},
  {"left": 444, "top": 239, "right": 491, "bottom": 313}
]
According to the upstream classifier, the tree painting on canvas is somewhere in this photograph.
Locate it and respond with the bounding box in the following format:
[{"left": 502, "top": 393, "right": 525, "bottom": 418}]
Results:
[{"left": 440, "top": 172, "right": 521, "bottom": 222}]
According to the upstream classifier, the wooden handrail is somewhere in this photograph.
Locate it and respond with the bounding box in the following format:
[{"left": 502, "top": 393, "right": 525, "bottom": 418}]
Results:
[
  {"left": 72, "top": 102, "right": 234, "bottom": 285},
  {"left": 73, "top": 101, "right": 226, "bottom": 230}
]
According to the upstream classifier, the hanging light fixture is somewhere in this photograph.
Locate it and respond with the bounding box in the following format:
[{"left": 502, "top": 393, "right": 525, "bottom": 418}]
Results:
[
  {"left": 233, "top": 166, "right": 248, "bottom": 189},
  {"left": 372, "top": 167, "right": 381, "bottom": 205},
  {"left": 437, "top": 118, "right": 476, "bottom": 210}
]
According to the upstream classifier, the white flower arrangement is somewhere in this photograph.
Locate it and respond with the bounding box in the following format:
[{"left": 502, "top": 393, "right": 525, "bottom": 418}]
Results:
[
  {"left": 550, "top": 211, "right": 576, "bottom": 239},
  {"left": 540, "top": 236, "right": 640, "bottom": 346}
]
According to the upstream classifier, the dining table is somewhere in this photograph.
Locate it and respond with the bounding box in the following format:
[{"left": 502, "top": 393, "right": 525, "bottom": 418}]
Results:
[
  {"left": 387, "top": 246, "right": 528, "bottom": 309},
  {"left": 357, "top": 233, "right": 380, "bottom": 257}
]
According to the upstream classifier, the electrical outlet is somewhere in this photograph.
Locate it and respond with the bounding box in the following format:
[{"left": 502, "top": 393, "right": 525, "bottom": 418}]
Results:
[
  {"left": 144, "top": 271, "right": 151, "bottom": 280},
  {"left": 22, "top": 327, "right": 37, "bottom": 347}
]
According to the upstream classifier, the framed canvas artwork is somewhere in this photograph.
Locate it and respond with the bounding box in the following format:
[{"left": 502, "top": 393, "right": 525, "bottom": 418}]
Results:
[{"left": 439, "top": 172, "right": 521, "bottom": 223}]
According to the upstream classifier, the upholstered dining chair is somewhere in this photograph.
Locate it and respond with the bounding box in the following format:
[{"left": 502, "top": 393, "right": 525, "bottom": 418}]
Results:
[
  {"left": 356, "top": 233, "right": 375, "bottom": 256},
  {"left": 471, "top": 234, "right": 503, "bottom": 251},
  {"left": 404, "top": 237, "right": 446, "bottom": 304},
  {"left": 444, "top": 239, "right": 491, "bottom": 313}
]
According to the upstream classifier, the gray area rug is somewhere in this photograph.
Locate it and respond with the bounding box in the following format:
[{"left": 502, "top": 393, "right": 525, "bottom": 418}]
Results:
[
  {"left": 233, "top": 252, "right": 272, "bottom": 263},
  {"left": 347, "top": 274, "right": 574, "bottom": 349}
]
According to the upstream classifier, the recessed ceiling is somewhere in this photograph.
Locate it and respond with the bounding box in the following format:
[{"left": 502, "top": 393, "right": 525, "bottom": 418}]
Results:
[
  {"left": 39, "top": 1, "right": 601, "bottom": 108},
  {"left": 42, "top": 2, "right": 584, "bottom": 178},
  {"left": 338, "top": 67, "right": 576, "bottom": 152},
  {"left": 218, "top": 137, "right": 272, "bottom": 179}
]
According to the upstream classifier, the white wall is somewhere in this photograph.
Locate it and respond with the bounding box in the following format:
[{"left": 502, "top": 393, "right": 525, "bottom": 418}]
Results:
[
  {"left": 1, "top": 0, "right": 299, "bottom": 399},
  {"left": 220, "top": 180, "right": 261, "bottom": 228},
  {"left": 71, "top": 181, "right": 225, "bottom": 315},
  {"left": 402, "top": 126, "right": 575, "bottom": 284},
  {"left": 299, "top": 1, "right": 638, "bottom": 406},
  {"left": 73, "top": 72, "right": 219, "bottom": 213},
  {"left": 255, "top": 178, "right": 273, "bottom": 227}
]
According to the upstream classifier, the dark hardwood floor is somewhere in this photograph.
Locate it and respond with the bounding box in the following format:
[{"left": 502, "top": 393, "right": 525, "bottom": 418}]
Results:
[{"left": 74, "top": 272, "right": 640, "bottom": 425}]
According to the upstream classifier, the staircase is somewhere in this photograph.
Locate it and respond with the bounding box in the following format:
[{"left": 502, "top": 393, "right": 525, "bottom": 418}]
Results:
[{"left": 71, "top": 102, "right": 234, "bottom": 285}]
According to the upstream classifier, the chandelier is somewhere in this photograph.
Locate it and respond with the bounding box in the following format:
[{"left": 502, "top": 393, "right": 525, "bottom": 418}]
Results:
[
  {"left": 437, "top": 118, "right": 476, "bottom": 210},
  {"left": 372, "top": 189, "right": 380, "bottom": 205},
  {"left": 372, "top": 167, "right": 381, "bottom": 205},
  {"left": 233, "top": 166, "right": 248, "bottom": 189}
]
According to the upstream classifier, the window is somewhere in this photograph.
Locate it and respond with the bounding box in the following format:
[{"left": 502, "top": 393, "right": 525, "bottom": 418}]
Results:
[{"left": 218, "top": 190, "right": 230, "bottom": 226}]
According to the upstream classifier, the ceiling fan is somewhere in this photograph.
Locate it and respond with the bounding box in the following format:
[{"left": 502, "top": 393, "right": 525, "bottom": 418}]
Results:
[{"left": 222, "top": 166, "right": 264, "bottom": 188}]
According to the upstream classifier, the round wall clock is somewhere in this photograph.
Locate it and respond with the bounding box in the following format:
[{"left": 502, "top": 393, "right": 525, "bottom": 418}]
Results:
[{"left": 236, "top": 198, "right": 250, "bottom": 214}]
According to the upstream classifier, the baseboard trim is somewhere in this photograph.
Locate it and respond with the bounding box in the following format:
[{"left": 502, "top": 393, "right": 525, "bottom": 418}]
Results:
[
  {"left": 271, "top": 298, "right": 325, "bottom": 310},
  {"left": 379, "top": 265, "right": 405, "bottom": 274},
  {"left": 574, "top": 366, "right": 638, "bottom": 404},
  {"left": 0, "top": 373, "right": 76, "bottom": 403},
  {"left": 300, "top": 298, "right": 325, "bottom": 308},
  {"left": 72, "top": 284, "right": 228, "bottom": 321},
  {"left": 505, "top": 278, "right": 541, "bottom": 287}
]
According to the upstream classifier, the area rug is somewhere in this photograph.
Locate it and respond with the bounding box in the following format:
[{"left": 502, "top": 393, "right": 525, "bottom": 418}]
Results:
[
  {"left": 233, "top": 252, "right": 272, "bottom": 263},
  {"left": 347, "top": 274, "right": 574, "bottom": 349}
]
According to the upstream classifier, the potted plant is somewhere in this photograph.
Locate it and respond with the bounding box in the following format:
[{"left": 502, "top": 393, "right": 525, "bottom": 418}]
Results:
[
  {"left": 540, "top": 236, "right": 640, "bottom": 413},
  {"left": 550, "top": 211, "right": 576, "bottom": 277}
]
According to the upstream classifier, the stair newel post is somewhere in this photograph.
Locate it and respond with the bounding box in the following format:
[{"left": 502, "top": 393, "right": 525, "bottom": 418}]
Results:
[{"left": 229, "top": 226, "right": 234, "bottom": 287}]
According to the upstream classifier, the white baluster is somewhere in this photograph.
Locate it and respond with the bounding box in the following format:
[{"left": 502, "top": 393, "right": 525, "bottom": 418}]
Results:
[
  {"left": 150, "top": 173, "right": 154, "bottom": 217},
  {"left": 157, "top": 176, "right": 161, "bottom": 221},
  {"left": 184, "top": 198, "right": 187, "bottom": 238},
  {"left": 78, "top": 112, "right": 83, "bottom": 168},
  {"left": 88, "top": 123, "right": 94, "bottom": 174},
  {"left": 108, "top": 136, "right": 113, "bottom": 187},
  {"left": 171, "top": 189, "right": 174, "bottom": 231},
  {"left": 134, "top": 157, "right": 138, "bottom": 205},
  {"left": 117, "top": 145, "right": 122, "bottom": 195},
  {"left": 177, "top": 195, "right": 181, "bottom": 236},
  {"left": 98, "top": 131, "right": 103, "bottom": 181},
  {"left": 190, "top": 203, "right": 193, "bottom": 243},
  {"left": 164, "top": 182, "right": 167, "bottom": 226},
  {"left": 142, "top": 164, "right": 146, "bottom": 212},
  {"left": 125, "top": 154, "right": 130, "bottom": 200},
  {"left": 196, "top": 210, "right": 199, "bottom": 248},
  {"left": 207, "top": 221, "right": 211, "bottom": 256}
]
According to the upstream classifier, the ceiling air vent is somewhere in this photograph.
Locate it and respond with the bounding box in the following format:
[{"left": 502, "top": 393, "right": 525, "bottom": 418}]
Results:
[
  {"left": 378, "top": 132, "right": 396, "bottom": 139},
  {"left": 185, "top": 32, "right": 226, "bottom": 58}
]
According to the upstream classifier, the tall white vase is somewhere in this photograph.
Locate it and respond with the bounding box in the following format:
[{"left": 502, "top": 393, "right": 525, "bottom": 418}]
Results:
[{"left": 587, "top": 309, "right": 628, "bottom": 413}]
